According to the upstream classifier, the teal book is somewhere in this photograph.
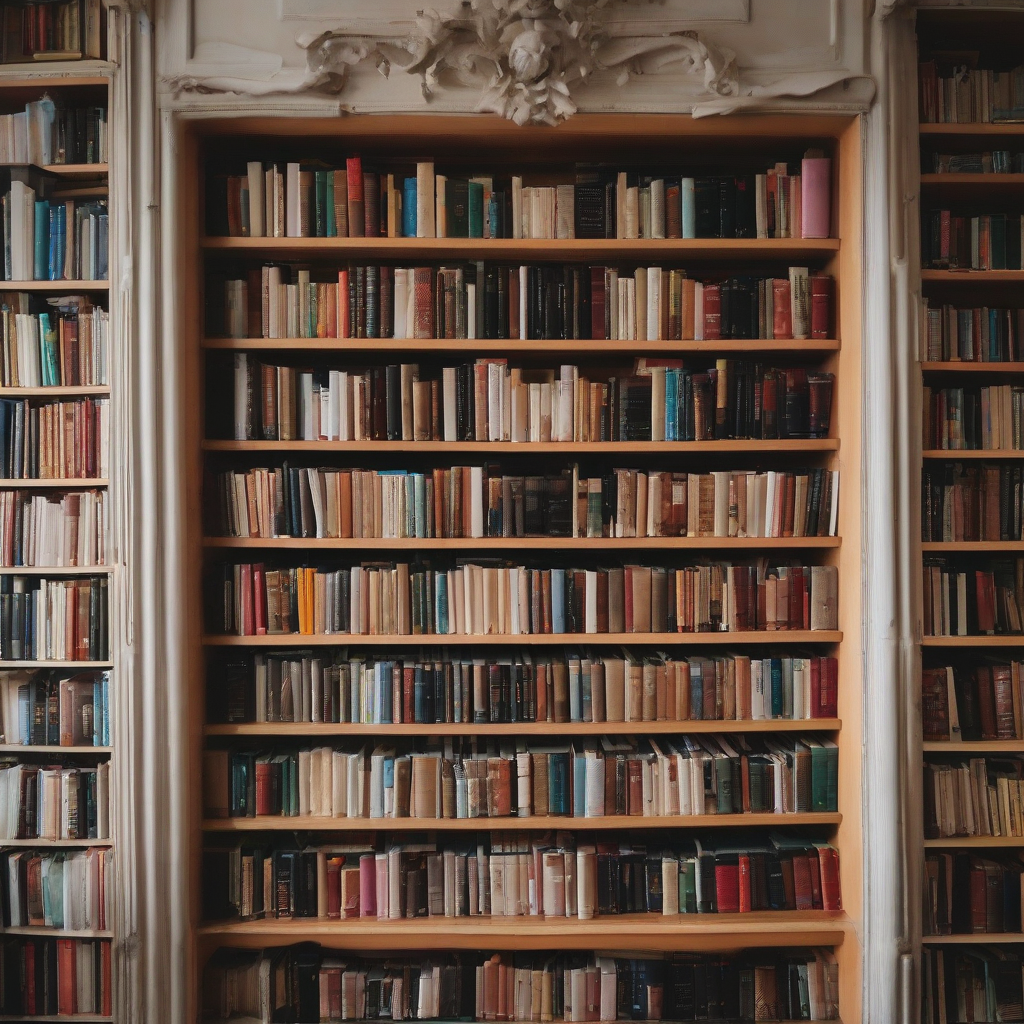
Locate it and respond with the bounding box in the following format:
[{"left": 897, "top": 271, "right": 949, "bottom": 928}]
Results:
[
  {"left": 34, "top": 199, "right": 49, "bottom": 281},
  {"left": 445, "top": 178, "right": 469, "bottom": 238},
  {"left": 467, "top": 180, "right": 484, "bottom": 238},
  {"left": 39, "top": 313, "right": 58, "bottom": 386},
  {"left": 808, "top": 738, "right": 829, "bottom": 811},
  {"left": 678, "top": 857, "right": 697, "bottom": 913}
]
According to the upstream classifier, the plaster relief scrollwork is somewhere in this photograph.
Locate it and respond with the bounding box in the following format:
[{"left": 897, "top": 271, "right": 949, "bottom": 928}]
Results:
[{"left": 301, "top": 0, "right": 739, "bottom": 125}]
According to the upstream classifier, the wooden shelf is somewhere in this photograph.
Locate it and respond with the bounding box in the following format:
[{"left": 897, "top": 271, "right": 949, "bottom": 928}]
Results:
[
  {"left": 201, "top": 236, "right": 841, "bottom": 260},
  {"left": 924, "top": 836, "right": 1024, "bottom": 848},
  {"left": 921, "top": 270, "right": 1024, "bottom": 282},
  {"left": 923, "top": 450, "right": 1024, "bottom": 460},
  {"left": 203, "top": 439, "right": 838, "bottom": 455},
  {"left": 922, "top": 933, "right": 1024, "bottom": 944},
  {"left": 206, "top": 718, "right": 842, "bottom": 739},
  {"left": 40, "top": 163, "right": 108, "bottom": 178},
  {"left": 0, "top": 280, "right": 108, "bottom": 290},
  {"left": 0, "top": 660, "right": 112, "bottom": 669},
  {"left": 0, "top": 385, "right": 110, "bottom": 396},
  {"left": 203, "top": 812, "right": 841, "bottom": 833},
  {"left": 0, "top": 1018, "right": 112, "bottom": 1024},
  {"left": 921, "top": 361, "right": 1024, "bottom": 373},
  {"left": 921, "top": 173, "right": 1024, "bottom": 185},
  {"left": 924, "top": 740, "right": 1024, "bottom": 752},
  {"left": 921, "top": 636, "right": 1024, "bottom": 648},
  {"left": 205, "top": 536, "right": 841, "bottom": 552},
  {"left": 0, "top": 926, "right": 111, "bottom": 938},
  {"left": 921, "top": 541, "right": 1024, "bottom": 552},
  {"left": 195, "top": 911, "right": 848, "bottom": 951},
  {"left": 202, "top": 337, "right": 842, "bottom": 355},
  {"left": 0, "top": 837, "right": 111, "bottom": 848},
  {"left": 0, "top": 743, "right": 111, "bottom": 753},
  {"left": 920, "top": 122, "right": 1024, "bottom": 135},
  {"left": 203, "top": 630, "right": 843, "bottom": 649},
  {"left": 0, "top": 478, "right": 108, "bottom": 488},
  {"left": 0, "top": 564, "right": 111, "bottom": 574}
]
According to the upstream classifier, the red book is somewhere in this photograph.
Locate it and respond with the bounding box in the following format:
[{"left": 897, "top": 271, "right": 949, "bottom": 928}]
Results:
[
  {"left": 808, "top": 849, "right": 823, "bottom": 909},
  {"left": 738, "top": 853, "right": 751, "bottom": 912},
  {"left": 255, "top": 760, "right": 272, "bottom": 816},
  {"left": 792, "top": 853, "right": 813, "bottom": 910},
  {"left": 714, "top": 860, "right": 740, "bottom": 914},
  {"left": 702, "top": 284, "right": 721, "bottom": 340},
  {"left": 975, "top": 666, "right": 997, "bottom": 740},
  {"left": 359, "top": 853, "right": 377, "bottom": 917},
  {"left": 413, "top": 267, "right": 435, "bottom": 339},
  {"left": 817, "top": 846, "right": 842, "bottom": 910},
  {"left": 772, "top": 279, "right": 792, "bottom": 338},
  {"left": 970, "top": 864, "right": 988, "bottom": 932},
  {"left": 240, "top": 562, "right": 254, "bottom": 636},
  {"left": 346, "top": 157, "right": 365, "bottom": 238},
  {"left": 788, "top": 565, "right": 804, "bottom": 631},
  {"left": 337, "top": 270, "right": 350, "bottom": 339},
  {"left": 57, "top": 938, "right": 76, "bottom": 1015},
  {"left": 327, "top": 857, "right": 342, "bottom": 918},
  {"left": 402, "top": 665, "right": 415, "bottom": 723},
  {"left": 810, "top": 275, "right": 832, "bottom": 338},
  {"left": 253, "top": 563, "right": 267, "bottom": 636},
  {"left": 809, "top": 658, "right": 822, "bottom": 717},
  {"left": 25, "top": 940, "right": 36, "bottom": 1014},
  {"left": 590, "top": 267, "right": 605, "bottom": 340},
  {"left": 976, "top": 571, "right": 997, "bottom": 634}
]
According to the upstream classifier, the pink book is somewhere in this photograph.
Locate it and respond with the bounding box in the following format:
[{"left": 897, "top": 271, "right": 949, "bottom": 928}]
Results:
[
  {"left": 359, "top": 853, "right": 377, "bottom": 917},
  {"left": 800, "top": 156, "right": 831, "bottom": 238}
]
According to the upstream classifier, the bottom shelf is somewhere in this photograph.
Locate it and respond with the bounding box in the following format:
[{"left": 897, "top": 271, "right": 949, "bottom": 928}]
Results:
[{"left": 197, "top": 912, "right": 848, "bottom": 951}]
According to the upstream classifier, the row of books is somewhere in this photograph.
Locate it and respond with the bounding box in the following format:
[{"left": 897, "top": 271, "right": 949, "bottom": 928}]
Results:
[
  {"left": 922, "top": 385, "right": 1024, "bottom": 451},
  {"left": 223, "top": 264, "right": 831, "bottom": 343},
  {"left": 924, "top": 851, "right": 1024, "bottom": 936},
  {"left": 0, "top": 489, "right": 106, "bottom": 568},
  {"left": 232, "top": 358, "right": 834, "bottom": 444},
  {"left": 0, "top": 574, "right": 109, "bottom": 662},
  {"left": 1, "top": 847, "right": 110, "bottom": 930},
  {"left": 922, "top": 558, "right": 1024, "bottom": 637},
  {"left": 922, "top": 464, "right": 1024, "bottom": 542},
  {"left": 214, "top": 560, "right": 840, "bottom": 638},
  {"left": 0, "top": 936, "right": 110, "bottom": 1018},
  {"left": 0, "top": 396, "right": 108, "bottom": 480},
  {"left": 208, "top": 734, "right": 838, "bottom": 821},
  {"left": 0, "top": 100, "right": 106, "bottom": 167},
  {"left": 0, "top": 760, "right": 109, "bottom": 840},
  {"left": 922, "top": 303, "right": 1024, "bottom": 363},
  {"left": 211, "top": 465, "right": 840, "bottom": 543},
  {"left": 923, "top": 663, "right": 1024, "bottom": 742},
  {"left": 929, "top": 150, "right": 1024, "bottom": 174},
  {"left": 922, "top": 944, "right": 1024, "bottom": 1024},
  {"left": 203, "top": 833, "right": 842, "bottom": 922},
  {"left": 924, "top": 756, "right": 1024, "bottom": 839},
  {"left": 919, "top": 60, "right": 1024, "bottom": 123},
  {"left": 214, "top": 154, "right": 832, "bottom": 240},
  {"left": 0, "top": 295, "right": 108, "bottom": 387},
  {"left": 212, "top": 651, "right": 839, "bottom": 727},
  {"left": 3, "top": 183, "right": 107, "bottom": 281},
  {"left": 202, "top": 945, "right": 840, "bottom": 1023},
  {"left": 0, "top": 670, "right": 110, "bottom": 746},
  {"left": 923, "top": 210, "right": 1024, "bottom": 271}
]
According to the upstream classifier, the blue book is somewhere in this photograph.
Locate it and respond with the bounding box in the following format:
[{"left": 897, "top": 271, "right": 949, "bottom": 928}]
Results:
[
  {"left": 573, "top": 749, "right": 586, "bottom": 817},
  {"left": 690, "top": 662, "right": 703, "bottom": 719},
  {"left": 770, "top": 658, "right": 784, "bottom": 717},
  {"left": 581, "top": 661, "right": 592, "bottom": 722},
  {"left": 413, "top": 474, "right": 426, "bottom": 537},
  {"left": 569, "top": 661, "right": 581, "bottom": 722},
  {"left": 665, "top": 369, "right": 678, "bottom": 440},
  {"left": 47, "top": 205, "right": 59, "bottom": 281},
  {"left": 402, "top": 178, "right": 417, "bottom": 237},
  {"left": 551, "top": 569, "right": 565, "bottom": 632},
  {"left": 435, "top": 574, "right": 448, "bottom": 635},
  {"left": 34, "top": 200, "right": 49, "bottom": 281},
  {"left": 681, "top": 178, "right": 696, "bottom": 238},
  {"left": 39, "top": 313, "right": 58, "bottom": 387}
]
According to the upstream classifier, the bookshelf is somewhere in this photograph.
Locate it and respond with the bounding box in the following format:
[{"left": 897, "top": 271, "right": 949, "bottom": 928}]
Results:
[
  {"left": 181, "top": 112, "right": 863, "bottom": 1023},
  {"left": 0, "top": 65, "right": 115, "bottom": 1021},
  {"left": 915, "top": 10, "right": 1024, "bottom": 1018}
]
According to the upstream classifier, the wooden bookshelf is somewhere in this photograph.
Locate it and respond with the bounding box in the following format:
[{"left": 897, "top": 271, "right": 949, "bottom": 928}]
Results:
[
  {"left": 923, "top": 740, "right": 1024, "bottom": 753},
  {"left": 922, "top": 933, "right": 1024, "bottom": 944},
  {"left": 920, "top": 636, "right": 1024, "bottom": 648},
  {"left": 196, "top": 912, "right": 848, "bottom": 952},
  {"left": 0, "top": 67, "right": 116, "bottom": 1023},
  {"left": 923, "top": 836, "right": 1024, "bottom": 848},
  {"left": 921, "top": 270, "right": 1024, "bottom": 282},
  {"left": 182, "top": 111, "right": 863, "bottom": 1023},
  {"left": 206, "top": 718, "right": 842, "bottom": 738},
  {"left": 921, "top": 361, "right": 1024, "bottom": 372}
]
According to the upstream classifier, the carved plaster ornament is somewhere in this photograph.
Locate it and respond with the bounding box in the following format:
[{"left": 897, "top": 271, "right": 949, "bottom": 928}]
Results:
[
  {"left": 165, "top": 0, "right": 741, "bottom": 123},
  {"left": 300, "top": 0, "right": 740, "bottom": 125}
]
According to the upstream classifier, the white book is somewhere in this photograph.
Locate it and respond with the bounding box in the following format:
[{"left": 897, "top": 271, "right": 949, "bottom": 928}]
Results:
[
  {"left": 247, "top": 160, "right": 265, "bottom": 236},
  {"left": 416, "top": 162, "right": 435, "bottom": 237},
  {"left": 285, "top": 162, "right": 301, "bottom": 237},
  {"left": 393, "top": 268, "right": 408, "bottom": 339}
]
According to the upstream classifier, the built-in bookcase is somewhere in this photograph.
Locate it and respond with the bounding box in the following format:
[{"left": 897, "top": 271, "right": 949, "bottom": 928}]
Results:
[
  {"left": 0, "top": 65, "right": 115, "bottom": 1023},
  {"left": 182, "top": 113, "right": 863, "bottom": 1023},
  {"left": 916, "top": 11, "right": 1024, "bottom": 1023}
]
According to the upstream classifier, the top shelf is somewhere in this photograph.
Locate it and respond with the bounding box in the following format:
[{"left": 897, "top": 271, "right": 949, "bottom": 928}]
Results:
[{"left": 201, "top": 237, "right": 840, "bottom": 261}]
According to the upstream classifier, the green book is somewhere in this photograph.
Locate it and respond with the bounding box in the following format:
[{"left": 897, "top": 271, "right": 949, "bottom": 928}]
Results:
[
  {"left": 468, "top": 180, "right": 484, "bottom": 238},
  {"left": 445, "top": 178, "right": 469, "bottom": 238},
  {"left": 678, "top": 857, "right": 697, "bottom": 913},
  {"left": 808, "top": 738, "right": 829, "bottom": 812}
]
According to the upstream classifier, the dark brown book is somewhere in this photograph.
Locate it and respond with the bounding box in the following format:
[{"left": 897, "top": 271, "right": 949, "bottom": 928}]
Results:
[
  {"left": 346, "top": 157, "right": 364, "bottom": 238},
  {"left": 665, "top": 183, "right": 681, "bottom": 239},
  {"left": 363, "top": 171, "right": 380, "bottom": 238}
]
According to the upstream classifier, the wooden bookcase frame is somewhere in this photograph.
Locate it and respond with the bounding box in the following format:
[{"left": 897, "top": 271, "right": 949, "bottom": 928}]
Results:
[{"left": 178, "top": 112, "right": 863, "bottom": 1024}]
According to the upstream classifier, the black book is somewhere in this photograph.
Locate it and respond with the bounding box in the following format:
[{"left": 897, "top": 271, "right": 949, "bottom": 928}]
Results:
[
  {"left": 734, "top": 174, "right": 756, "bottom": 237},
  {"left": 694, "top": 177, "right": 719, "bottom": 237},
  {"left": 574, "top": 183, "right": 606, "bottom": 238},
  {"left": 718, "top": 176, "right": 736, "bottom": 238}
]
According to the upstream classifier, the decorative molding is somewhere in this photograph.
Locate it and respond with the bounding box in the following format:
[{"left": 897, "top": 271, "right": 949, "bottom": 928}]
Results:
[{"left": 167, "top": 0, "right": 743, "bottom": 123}]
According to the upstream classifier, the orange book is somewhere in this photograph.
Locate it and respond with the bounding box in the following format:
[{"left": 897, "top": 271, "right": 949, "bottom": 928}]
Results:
[
  {"left": 337, "top": 270, "right": 350, "bottom": 339},
  {"left": 738, "top": 853, "right": 751, "bottom": 912},
  {"left": 57, "top": 938, "right": 77, "bottom": 1015}
]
